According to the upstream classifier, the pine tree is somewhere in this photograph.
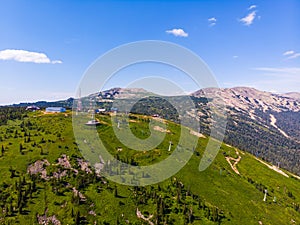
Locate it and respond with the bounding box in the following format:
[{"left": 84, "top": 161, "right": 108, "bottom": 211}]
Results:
[
  {"left": 188, "top": 206, "right": 193, "bottom": 223},
  {"left": 22, "top": 176, "right": 26, "bottom": 185},
  {"left": 114, "top": 185, "right": 118, "bottom": 197},
  {"left": 19, "top": 143, "right": 23, "bottom": 154},
  {"left": 4, "top": 205, "right": 8, "bottom": 216},
  {"left": 75, "top": 211, "right": 81, "bottom": 224},
  {"left": 9, "top": 166, "right": 15, "bottom": 178},
  {"left": 9, "top": 204, "right": 12, "bottom": 216},
  {"left": 32, "top": 179, "right": 36, "bottom": 192},
  {"left": 18, "top": 205, "right": 22, "bottom": 214},
  {"left": 28, "top": 183, "right": 32, "bottom": 199}
]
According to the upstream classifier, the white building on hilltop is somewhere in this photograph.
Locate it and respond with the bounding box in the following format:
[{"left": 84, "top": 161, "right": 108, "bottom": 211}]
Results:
[{"left": 45, "top": 107, "right": 66, "bottom": 113}]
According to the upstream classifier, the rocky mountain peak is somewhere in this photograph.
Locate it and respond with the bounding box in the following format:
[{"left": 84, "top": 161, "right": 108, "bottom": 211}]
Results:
[{"left": 192, "top": 87, "right": 300, "bottom": 113}]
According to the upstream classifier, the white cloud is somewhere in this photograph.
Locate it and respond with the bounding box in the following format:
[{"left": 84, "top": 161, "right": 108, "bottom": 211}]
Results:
[
  {"left": 282, "top": 50, "right": 300, "bottom": 60},
  {"left": 51, "top": 60, "right": 63, "bottom": 64},
  {"left": 233, "top": 55, "right": 239, "bottom": 59},
  {"left": 239, "top": 11, "right": 257, "bottom": 26},
  {"left": 253, "top": 67, "right": 300, "bottom": 76},
  {"left": 0, "top": 49, "right": 62, "bottom": 64},
  {"left": 283, "top": 50, "right": 294, "bottom": 56},
  {"left": 287, "top": 53, "right": 300, "bottom": 60},
  {"left": 166, "top": 28, "right": 188, "bottom": 37},
  {"left": 208, "top": 17, "right": 217, "bottom": 26},
  {"left": 251, "top": 67, "right": 300, "bottom": 92},
  {"left": 248, "top": 5, "right": 257, "bottom": 10}
]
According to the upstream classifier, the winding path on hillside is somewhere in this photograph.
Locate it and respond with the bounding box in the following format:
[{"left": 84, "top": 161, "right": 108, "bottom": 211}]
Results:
[{"left": 225, "top": 149, "right": 241, "bottom": 175}]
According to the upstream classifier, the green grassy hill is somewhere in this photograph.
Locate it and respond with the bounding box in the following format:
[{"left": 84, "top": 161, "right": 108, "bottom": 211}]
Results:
[{"left": 0, "top": 110, "right": 299, "bottom": 224}]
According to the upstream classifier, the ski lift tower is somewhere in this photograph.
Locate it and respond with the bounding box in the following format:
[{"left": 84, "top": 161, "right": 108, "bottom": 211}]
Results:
[
  {"left": 168, "top": 141, "right": 172, "bottom": 152},
  {"left": 76, "top": 88, "right": 82, "bottom": 115},
  {"left": 263, "top": 189, "right": 268, "bottom": 202}
]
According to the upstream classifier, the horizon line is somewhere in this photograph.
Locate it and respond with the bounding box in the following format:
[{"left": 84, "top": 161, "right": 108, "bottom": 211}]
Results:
[{"left": 1, "top": 86, "right": 299, "bottom": 107}]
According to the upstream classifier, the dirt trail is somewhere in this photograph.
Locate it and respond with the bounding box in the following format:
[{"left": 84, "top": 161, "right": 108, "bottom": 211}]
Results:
[
  {"left": 153, "top": 125, "right": 170, "bottom": 133},
  {"left": 136, "top": 208, "right": 154, "bottom": 225},
  {"left": 225, "top": 149, "right": 241, "bottom": 175},
  {"left": 290, "top": 174, "right": 300, "bottom": 180},
  {"left": 189, "top": 130, "right": 206, "bottom": 138},
  {"left": 255, "top": 157, "right": 289, "bottom": 178}
]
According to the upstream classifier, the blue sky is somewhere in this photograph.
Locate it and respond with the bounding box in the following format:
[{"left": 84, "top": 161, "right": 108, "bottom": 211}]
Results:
[{"left": 0, "top": 0, "right": 299, "bottom": 105}]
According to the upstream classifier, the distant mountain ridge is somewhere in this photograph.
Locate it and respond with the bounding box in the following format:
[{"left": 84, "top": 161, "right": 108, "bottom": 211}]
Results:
[
  {"left": 6, "top": 87, "right": 300, "bottom": 175},
  {"left": 94, "top": 86, "right": 300, "bottom": 175},
  {"left": 7, "top": 87, "right": 300, "bottom": 110},
  {"left": 282, "top": 92, "right": 300, "bottom": 101},
  {"left": 192, "top": 87, "right": 300, "bottom": 112},
  {"left": 8, "top": 97, "right": 75, "bottom": 108},
  {"left": 191, "top": 87, "right": 300, "bottom": 175}
]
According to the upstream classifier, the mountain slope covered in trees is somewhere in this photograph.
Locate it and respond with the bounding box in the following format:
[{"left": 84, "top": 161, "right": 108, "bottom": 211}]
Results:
[
  {"left": 0, "top": 109, "right": 300, "bottom": 224},
  {"left": 77, "top": 87, "right": 300, "bottom": 176}
]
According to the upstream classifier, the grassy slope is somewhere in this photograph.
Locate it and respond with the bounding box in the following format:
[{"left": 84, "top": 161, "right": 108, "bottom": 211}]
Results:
[{"left": 0, "top": 111, "right": 299, "bottom": 224}]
